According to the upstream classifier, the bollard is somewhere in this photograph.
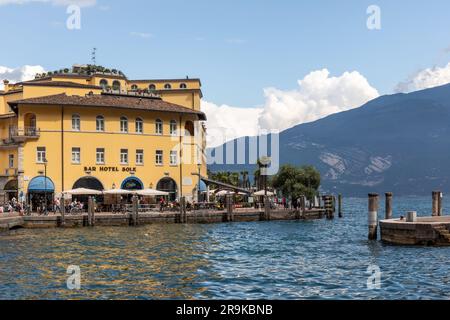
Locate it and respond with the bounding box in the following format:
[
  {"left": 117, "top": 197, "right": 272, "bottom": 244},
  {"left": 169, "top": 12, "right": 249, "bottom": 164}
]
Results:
[
  {"left": 338, "top": 194, "right": 343, "bottom": 218},
  {"left": 385, "top": 192, "right": 393, "bottom": 220},
  {"left": 432, "top": 191, "right": 440, "bottom": 216},
  {"left": 406, "top": 211, "right": 417, "bottom": 223},
  {"left": 368, "top": 193, "right": 379, "bottom": 240},
  {"left": 132, "top": 195, "right": 139, "bottom": 226}
]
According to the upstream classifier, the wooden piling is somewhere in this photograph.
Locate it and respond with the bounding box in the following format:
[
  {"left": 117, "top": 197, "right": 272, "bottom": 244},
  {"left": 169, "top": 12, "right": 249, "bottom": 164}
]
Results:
[
  {"left": 438, "top": 192, "right": 443, "bottom": 216},
  {"left": 226, "top": 194, "right": 233, "bottom": 222},
  {"left": 264, "top": 195, "right": 271, "bottom": 221},
  {"left": 324, "top": 196, "right": 334, "bottom": 219},
  {"left": 368, "top": 193, "right": 379, "bottom": 240},
  {"left": 132, "top": 195, "right": 139, "bottom": 226},
  {"left": 385, "top": 192, "right": 393, "bottom": 220},
  {"left": 432, "top": 191, "right": 440, "bottom": 217},
  {"left": 338, "top": 194, "right": 343, "bottom": 218},
  {"left": 88, "top": 196, "right": 94, "bottom": 227},
  {"left": 61, "top": 199, "right": 66, "bottom": 227},
  {"left": 180, "top": 196, "right": 186, "bottom": 223}
]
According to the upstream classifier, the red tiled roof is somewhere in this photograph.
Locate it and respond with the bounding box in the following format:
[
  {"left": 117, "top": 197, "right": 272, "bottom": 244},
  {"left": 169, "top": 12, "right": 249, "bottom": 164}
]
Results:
[{"left": 8, "top": 93, "right": 206, "bottom": 120}]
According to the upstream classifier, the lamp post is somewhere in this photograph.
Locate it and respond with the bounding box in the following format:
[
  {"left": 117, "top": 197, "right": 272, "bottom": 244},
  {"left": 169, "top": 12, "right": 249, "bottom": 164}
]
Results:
[{"left": 43, "top": 158, "right": 48, "bottom": 215}]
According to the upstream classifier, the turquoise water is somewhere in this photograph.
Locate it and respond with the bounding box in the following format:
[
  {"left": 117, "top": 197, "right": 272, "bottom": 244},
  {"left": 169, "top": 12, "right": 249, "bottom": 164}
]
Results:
[{"left": 1, "top": 196, "right": 450, "bottom": 300}]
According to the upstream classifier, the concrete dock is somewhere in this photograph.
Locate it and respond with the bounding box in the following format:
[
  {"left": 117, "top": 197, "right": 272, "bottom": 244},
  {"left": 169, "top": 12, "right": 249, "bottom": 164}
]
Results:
[
  {"left": 0, "top": 208, "right": 325, "bottom": 231},
  {"left": 380, "top": 216, "right": 450, "bottom": 246}
]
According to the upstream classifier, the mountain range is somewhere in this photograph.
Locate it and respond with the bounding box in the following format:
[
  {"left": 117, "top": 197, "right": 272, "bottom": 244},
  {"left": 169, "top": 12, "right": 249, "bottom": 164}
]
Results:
[{"left": 207, "top": 83, "right": 450, "bottom": 196}]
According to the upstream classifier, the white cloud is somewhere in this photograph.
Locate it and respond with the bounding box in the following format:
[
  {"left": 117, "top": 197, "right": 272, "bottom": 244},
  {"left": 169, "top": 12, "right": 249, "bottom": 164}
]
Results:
[
  {"left": 0, "top": 65, "right": 46, "bottom": 89},
  {"left": 202, "top": 69, "right": 379, "bottom": 147},
  {"left": 395, "top": 62, "right": 450, "bottom": 93},
  {"left": 0, "top": 0, "right": 96, "bottom": 7}
]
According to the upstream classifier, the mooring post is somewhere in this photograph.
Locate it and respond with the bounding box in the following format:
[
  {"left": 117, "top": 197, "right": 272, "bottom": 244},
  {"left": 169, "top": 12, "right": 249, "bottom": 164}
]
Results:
[
  {"left": 368, "top": 193, "right": 379, "bottom": 240},
  {"left": 226, "top": 194, "right": 233, "bottom": 222},
  {"left": 180, "top": 196, "right": 186, "bottom": 223},
  {"left": 132, "top": 195, "right": 139, "bottom": 226},
  {"left": 432, "top": 191, "right": 440, "bottom": 216},
  {"left": 87, "top": 196, "right": 93, "bottom": 227},
  {"left": 264, "top": 195, "right": 271, "bottom": 221},
  {"left": 385, "top": 192, "right": 393, "bottom": 220},
  {"left": 324, "top": 195, "right": 334, "bottom": 219},
  {"left": 61, "top": 197, "right": 66, "bottom": 227},
  {"left": 438, "top": 192, "right": 443, "bottom": 216},
  {"left": 338, "top": 194, "right": 343, "bottom": 218}
]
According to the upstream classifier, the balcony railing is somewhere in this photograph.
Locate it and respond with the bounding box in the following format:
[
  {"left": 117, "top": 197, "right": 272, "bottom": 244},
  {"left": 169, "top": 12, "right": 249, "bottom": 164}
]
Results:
[{"left": 9, "top": 126, "right": 40, "bottom": 141}]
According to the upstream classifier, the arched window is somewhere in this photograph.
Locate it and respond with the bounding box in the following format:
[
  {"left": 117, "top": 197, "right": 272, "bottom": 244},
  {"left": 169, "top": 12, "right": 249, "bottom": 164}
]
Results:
[
  {"left": 96, "top": 115, "right": 105, "bottom": 132},
  {"left": 113, "top": 80, "right": 121, "bottom": 91},
  {"left": 149, "top": 84, "right": 156, "bottom": 91},
  {"left": 170, "top": 120, "right": 177, "bottom": 136},
  {"left": 131, "top": 84, "right": 138, "bottom": 91},
  {"left": 155, "top": 119, "right": 163, "bottom": 135},
  {"left": 72, "top": 114, "right": 80, "bottom": 131},
  {"left": 120, "top": 116, "right": 128, "bottom": 133},
  {"left": 100, "top": 79, "right": 108, "bottom": 90},
  {"left": 185, "top": 120, "right": 194, "bottom": 136},
  {"left": 164, "top": 83, "right": 172, "bottom": 90},
  {"left": 179, "top": 83, "right": 187, "bottom": 89},
  {"left": 135, "top": 117, "right": 143, "bottom": 134}
]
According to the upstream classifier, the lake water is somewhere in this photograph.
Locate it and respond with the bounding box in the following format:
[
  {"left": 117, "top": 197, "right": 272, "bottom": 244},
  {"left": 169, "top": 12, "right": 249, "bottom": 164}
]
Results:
[{"left": 1, "top": 196, "right": 450, "bottom": 300}]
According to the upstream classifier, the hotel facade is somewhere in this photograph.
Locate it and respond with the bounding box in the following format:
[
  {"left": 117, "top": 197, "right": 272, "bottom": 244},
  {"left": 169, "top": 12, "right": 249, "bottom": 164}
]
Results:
[{"left": 0, "top": 65, "right": 207, "bottom": 208}]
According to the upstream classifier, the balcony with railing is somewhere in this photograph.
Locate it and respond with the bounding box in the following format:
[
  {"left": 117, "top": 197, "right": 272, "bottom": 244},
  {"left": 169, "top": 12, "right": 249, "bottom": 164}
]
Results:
[{"left": 9, "top": 126, "right": 40, "bottom": 142}]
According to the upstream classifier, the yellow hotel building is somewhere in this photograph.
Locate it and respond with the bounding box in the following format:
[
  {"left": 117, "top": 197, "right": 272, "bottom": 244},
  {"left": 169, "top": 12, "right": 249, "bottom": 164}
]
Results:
[{"left": 0, "top": 65, "right": 207, "bottom": 208}]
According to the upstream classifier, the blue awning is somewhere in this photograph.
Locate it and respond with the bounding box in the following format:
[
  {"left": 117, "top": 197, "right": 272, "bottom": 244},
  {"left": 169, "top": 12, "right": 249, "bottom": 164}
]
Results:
[
  {"left": 28, "top": 176, "right": 55, "bottom": 192},
  {"left": 199, "top": 180, "right": 207, "bottom": 192}
]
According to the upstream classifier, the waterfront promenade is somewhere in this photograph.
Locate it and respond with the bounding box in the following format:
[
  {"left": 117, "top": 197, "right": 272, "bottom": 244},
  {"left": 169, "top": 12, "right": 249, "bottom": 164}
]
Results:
[{"left": 0, "top": 208, "right": 324, "bottom": 231}]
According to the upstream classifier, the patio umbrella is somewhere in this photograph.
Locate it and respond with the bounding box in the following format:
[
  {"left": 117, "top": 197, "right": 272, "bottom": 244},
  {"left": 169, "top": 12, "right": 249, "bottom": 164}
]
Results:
[
  {"left": 103, "top": 189, "right": 136, "bottom": 195},
  {"left": 136, "top": 189, "right": 169, "bottom": 197},
  {"left": 62, "top": 188, "right": 103, "bottom": 195},
  {"left": 252, "top": 190, "right": 275, "bottom": 196},
  {"left": 215, "top": 190, "right": 235, "bottom": 196}
]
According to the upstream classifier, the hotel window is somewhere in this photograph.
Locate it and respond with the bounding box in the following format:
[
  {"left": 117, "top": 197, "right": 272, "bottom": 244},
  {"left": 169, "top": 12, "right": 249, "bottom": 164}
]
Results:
[
  {"left": 170, "top": 150, "right": 178, "bottom": 166},
  {"left": 113, "top": 80, "right": 121, "bottom": 91},
  {"left": 120, "top": 117, "right": 128, "bottom": 133},
  {"left": 72, "top": 147, "right": 81, "bottom": 164},
  {"left": 136, "top": 118, "right": 143, "bottom": 134},
  {"left": 149, "top": 84, "right": 156, "bottom": 91},
  {"left": 155, "top": 150, "right": 163, "bottom": 165},
  {"left": 164, "top": 83, "right": 172, "bottom": 89},
  {"left": 120, "top": 149, "right": 129, "bottom": 165},
  {"left": 170, "top": 120, "right": 177, "bottom": 136},
  {"left": 100, "top": 79, "right": 108, "bottom": 90},
  {"left": 96, "top": 148, "right": 105, "bottom": 165},
  {"left": 8, "top": 154, "right": 14, "bottom": 168},
  {"left": 180, "top": 83, "right": 187, "bottom": 89},
  {"left": 36, "top": 147, "right": 46, "bottom": 163},
  {"left": 155, "top": 119, "right": 163, "bottom": 135},
  {"left": 96, "top": 116, "right": 105, "bottom": 132},
  {"left": 72, "top": 114, "right": 80, "bottom": 131},
  {"left": 136, "top": 149, "right": 144, "bottom": 165}
]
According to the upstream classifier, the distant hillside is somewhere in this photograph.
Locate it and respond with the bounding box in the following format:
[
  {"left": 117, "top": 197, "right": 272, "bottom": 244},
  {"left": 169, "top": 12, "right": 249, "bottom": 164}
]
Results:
[{"left": 208, "top": 83, "right": 450, "bottom": 196}]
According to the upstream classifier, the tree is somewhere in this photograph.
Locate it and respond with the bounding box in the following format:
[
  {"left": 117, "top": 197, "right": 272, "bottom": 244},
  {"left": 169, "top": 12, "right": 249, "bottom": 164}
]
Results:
[{"left": 271, "top": 165, "right": 321, "bottom": 200}]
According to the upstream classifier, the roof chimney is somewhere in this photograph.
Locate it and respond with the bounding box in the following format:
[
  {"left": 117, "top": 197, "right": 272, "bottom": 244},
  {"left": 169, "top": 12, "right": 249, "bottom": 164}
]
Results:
[{"left": 3, "top": 79, "right": 10, "bottom": 93}]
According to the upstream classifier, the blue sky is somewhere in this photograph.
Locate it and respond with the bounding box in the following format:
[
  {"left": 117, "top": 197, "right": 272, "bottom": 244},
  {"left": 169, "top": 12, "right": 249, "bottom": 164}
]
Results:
[
  {"left": 1, "top": 0, "right": 449, "bottom": 106},
  {"left": 1, "top": 0, "right": 450, "bottom": 145}
]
